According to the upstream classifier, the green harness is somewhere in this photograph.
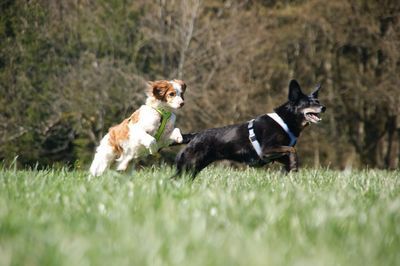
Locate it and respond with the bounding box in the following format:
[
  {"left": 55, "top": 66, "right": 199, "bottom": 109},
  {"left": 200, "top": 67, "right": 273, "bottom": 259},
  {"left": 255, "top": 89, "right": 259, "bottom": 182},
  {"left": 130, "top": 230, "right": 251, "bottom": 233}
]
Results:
[{"left": 153, "top": 108, "right": 172, "bottom": 141}]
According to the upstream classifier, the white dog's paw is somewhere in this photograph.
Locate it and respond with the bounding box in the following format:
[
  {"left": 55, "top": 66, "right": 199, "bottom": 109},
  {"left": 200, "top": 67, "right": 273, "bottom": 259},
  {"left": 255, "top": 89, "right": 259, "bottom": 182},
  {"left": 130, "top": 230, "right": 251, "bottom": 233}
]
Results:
[
  {"left": 175, "top": 134, "right": 183, "bottom": 143},
  {"left": 171, "top": 128, "right": 183, "bottom": 143}
]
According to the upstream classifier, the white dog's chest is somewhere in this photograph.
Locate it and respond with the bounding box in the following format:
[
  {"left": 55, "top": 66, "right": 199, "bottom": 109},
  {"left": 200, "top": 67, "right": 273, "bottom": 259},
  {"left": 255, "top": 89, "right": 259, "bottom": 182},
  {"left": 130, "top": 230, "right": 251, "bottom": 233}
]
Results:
[{"left": 124, "top": 106, "right": 176, "bottom": 152}]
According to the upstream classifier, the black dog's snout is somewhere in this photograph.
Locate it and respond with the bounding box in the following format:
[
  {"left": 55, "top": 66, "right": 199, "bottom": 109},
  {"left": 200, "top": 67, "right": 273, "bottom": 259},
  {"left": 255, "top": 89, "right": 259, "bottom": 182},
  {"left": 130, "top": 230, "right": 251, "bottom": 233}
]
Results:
[{"left": 321, "top": 106, "right": 326, "bottom": 113}]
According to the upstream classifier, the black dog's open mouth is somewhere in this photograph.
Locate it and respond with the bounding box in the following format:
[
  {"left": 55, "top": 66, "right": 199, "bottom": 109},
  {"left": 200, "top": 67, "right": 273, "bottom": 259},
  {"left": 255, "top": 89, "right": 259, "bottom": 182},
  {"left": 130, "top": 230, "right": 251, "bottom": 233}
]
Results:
[{"left": 305, "top": 112, "right": 321, "bottom": 123}]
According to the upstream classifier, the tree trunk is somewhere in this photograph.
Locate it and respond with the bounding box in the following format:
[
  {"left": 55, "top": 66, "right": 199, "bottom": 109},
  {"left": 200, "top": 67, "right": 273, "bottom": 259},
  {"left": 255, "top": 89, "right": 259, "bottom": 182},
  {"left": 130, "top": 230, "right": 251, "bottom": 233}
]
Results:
[{"left": 386, "top": 116, "right": 399, "bottom": 169}]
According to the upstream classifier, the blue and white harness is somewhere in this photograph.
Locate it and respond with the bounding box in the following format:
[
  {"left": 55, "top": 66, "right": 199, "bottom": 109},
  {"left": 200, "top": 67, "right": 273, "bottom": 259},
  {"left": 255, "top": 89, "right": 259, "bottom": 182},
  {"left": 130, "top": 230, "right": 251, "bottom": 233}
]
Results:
[{"left": 248, "top": 113, "right": 297, "bottom": 159}]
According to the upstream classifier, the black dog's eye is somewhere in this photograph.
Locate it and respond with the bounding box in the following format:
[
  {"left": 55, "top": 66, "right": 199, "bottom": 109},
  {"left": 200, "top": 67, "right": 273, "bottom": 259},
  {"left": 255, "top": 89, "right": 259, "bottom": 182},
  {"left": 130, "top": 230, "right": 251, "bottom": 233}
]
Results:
[{"left": 309, "top": 97, "right": 320, "bottom": 104}]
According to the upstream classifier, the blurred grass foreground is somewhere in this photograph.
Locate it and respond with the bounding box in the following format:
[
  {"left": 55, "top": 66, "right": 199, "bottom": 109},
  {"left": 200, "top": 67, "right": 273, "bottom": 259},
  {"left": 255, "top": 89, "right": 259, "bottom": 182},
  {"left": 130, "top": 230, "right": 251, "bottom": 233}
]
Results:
[{"left": 0, "top": 167, "right": 399, "bottom": 266}]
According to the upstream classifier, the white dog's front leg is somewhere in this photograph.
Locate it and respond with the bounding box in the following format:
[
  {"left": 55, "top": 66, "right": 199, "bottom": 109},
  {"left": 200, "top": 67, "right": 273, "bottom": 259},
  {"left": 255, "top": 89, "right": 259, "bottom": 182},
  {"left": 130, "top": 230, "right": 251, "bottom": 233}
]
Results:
[
  {"left": 169, "top": 128, "right": 183, "bottom": 143},
  {"left": 141, "top": 133, "right": 158, "bottom": 155}
]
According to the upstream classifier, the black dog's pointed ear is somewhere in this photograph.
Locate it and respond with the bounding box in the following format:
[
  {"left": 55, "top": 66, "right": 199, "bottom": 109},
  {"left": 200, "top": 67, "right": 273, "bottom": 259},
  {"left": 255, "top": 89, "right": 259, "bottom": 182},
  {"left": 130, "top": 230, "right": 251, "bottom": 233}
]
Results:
[
  {"left": 288, "top": 79, "right": 303, "bottom": 102},
  {"left": 310, "top": 83, "right": 321, "bottom": 98}
]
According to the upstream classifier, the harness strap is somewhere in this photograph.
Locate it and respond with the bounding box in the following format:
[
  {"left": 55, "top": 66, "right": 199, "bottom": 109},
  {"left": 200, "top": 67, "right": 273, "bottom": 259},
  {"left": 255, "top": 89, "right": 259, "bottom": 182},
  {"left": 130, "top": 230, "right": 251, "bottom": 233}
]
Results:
[
  {"left": 248, "top": 113, "right": 297, "bottom": 159},
  {"left": 153, "top": 108, "right": 172, "bottom": 141},
  {"left": 248, "top": 119, "right": 263, "bottom": 158},
  {"left": 267, "top": 113, "right": 297, "bottom": 146}
]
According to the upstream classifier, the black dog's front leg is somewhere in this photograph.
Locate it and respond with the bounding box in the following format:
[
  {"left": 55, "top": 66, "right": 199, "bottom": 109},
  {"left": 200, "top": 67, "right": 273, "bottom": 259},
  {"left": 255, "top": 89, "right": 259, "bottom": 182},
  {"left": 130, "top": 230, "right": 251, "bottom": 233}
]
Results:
[
  {"left": 275, "top": 154, "right": 299, "bottom": 172},
  {"left": 262, "top": 146, "right": 298, "bottom": 172}
]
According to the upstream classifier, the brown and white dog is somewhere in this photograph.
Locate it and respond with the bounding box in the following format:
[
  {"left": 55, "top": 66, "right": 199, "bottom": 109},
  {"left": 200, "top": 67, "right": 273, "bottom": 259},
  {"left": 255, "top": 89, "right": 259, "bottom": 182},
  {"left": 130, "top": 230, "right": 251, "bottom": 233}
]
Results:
[{"left": 89, "top": 79, "right": 186, "bottom": 176}]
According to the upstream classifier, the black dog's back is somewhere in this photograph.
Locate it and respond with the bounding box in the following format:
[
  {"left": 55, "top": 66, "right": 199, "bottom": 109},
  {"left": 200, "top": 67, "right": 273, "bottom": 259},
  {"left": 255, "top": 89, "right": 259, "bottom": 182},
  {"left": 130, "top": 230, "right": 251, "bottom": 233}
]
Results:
[{"left": 174, "top": 119, "right": 271, "bottom": 178}]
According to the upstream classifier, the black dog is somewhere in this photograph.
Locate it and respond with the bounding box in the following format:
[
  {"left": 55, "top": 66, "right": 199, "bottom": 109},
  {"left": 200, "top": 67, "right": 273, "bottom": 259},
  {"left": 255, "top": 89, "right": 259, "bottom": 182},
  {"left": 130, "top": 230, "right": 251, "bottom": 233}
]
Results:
[{"left": 174, "top": 80, "right": 326, "bottom": 179}]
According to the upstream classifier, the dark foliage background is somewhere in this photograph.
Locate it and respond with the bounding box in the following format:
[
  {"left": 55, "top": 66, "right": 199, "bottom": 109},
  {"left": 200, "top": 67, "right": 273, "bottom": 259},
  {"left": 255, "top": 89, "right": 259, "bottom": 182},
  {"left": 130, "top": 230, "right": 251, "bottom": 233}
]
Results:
[{"left": 1, "top": 0, "right": 399, "bottom": 169}]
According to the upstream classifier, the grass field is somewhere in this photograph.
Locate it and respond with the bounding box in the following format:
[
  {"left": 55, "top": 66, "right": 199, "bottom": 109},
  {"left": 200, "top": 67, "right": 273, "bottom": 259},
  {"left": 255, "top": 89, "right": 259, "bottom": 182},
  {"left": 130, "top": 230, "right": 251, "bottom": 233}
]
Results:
[{"left": 0, "top": 166, "right": 399, "bottom": 266}]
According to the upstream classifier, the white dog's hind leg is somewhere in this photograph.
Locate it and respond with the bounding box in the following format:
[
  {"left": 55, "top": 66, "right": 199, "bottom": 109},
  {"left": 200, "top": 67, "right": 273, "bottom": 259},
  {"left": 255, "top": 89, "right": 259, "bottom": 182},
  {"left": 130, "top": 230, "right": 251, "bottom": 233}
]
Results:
[{"left": 89, "top": 135, "right": 115, "bottom": 176}]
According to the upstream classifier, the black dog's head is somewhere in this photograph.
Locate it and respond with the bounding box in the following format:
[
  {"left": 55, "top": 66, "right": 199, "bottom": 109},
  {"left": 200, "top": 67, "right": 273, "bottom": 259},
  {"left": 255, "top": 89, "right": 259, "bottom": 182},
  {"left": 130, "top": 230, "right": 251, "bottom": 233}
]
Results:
[{"left": 286, "top": 79, "right": 326, "bottom": 127}]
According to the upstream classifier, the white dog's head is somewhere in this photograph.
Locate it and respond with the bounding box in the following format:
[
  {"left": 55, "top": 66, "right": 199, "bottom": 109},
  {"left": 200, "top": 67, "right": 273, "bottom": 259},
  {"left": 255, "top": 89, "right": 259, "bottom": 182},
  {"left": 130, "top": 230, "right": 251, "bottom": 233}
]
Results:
[{"left": 147, "top": 79, "right": 186, "bottom": 109}]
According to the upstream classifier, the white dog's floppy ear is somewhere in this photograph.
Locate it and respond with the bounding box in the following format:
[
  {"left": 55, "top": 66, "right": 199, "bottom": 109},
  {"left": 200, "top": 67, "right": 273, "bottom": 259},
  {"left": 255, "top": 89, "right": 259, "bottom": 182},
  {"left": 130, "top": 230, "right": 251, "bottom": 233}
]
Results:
[
  {"left": 147, "top": 80, "right": 169, "bottom": 100},
  {"left": 288, "top": 79, "right": 303, "bottom": 102},
  {"left": 310, "top": 83, "right": 321, "bottom": 98},
  {"left": 152, "top": 86, "right": 165, "bottom": 99}
]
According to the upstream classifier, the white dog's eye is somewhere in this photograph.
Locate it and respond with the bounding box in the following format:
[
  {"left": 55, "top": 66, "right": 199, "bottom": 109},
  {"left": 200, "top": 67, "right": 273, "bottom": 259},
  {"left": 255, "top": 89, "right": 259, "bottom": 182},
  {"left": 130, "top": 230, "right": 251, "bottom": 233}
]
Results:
[{"left": 168, "top": 92, "right": 176, "bottom": 97}]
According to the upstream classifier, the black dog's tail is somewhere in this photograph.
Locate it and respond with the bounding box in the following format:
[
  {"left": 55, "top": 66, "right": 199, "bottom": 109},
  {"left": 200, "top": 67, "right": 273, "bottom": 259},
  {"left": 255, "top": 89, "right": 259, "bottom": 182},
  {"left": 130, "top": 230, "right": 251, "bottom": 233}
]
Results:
[{"left": 170, "top": 132, "right": 198, "bottom": 146}]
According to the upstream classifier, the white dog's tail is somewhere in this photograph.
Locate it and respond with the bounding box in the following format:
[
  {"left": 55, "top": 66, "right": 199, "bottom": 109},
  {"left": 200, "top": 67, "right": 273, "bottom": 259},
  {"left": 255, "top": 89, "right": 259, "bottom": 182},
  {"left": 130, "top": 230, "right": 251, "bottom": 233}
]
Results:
[{"left": 89, "top": 134, "right": 115, "bottom": 176}]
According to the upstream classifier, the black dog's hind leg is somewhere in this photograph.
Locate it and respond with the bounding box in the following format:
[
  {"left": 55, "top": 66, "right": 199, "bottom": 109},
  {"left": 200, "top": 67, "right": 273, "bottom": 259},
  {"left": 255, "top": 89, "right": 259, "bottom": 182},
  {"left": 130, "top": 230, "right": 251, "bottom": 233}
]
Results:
[
  {"left": 275, "top": 154, "right": 298, "bottom": 172},
  {"left": 262, "top": 146, "right": 298, "bottom": 172}
]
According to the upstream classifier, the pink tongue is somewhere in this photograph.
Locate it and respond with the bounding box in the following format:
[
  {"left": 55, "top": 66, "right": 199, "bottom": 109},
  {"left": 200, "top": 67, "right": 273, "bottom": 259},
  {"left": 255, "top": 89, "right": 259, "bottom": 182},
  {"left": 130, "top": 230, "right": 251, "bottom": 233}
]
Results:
[{"left": 311, "top": 114, "right": 320, "bottom": 121}]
